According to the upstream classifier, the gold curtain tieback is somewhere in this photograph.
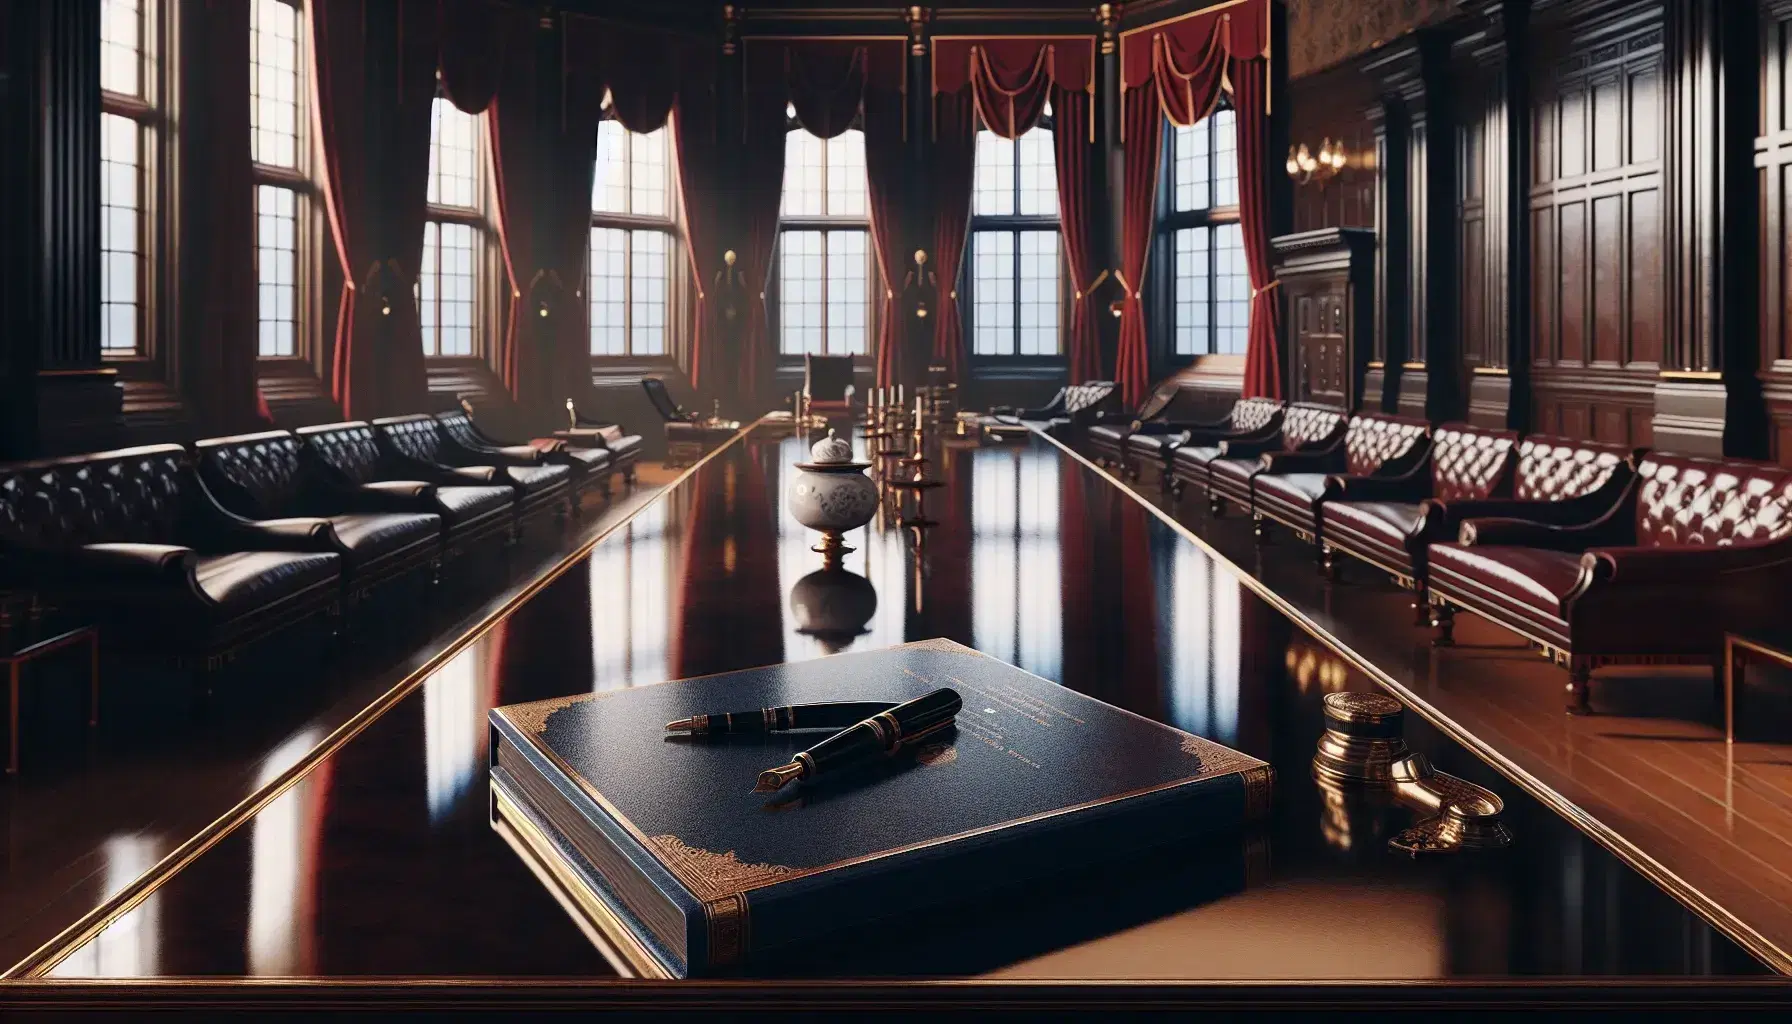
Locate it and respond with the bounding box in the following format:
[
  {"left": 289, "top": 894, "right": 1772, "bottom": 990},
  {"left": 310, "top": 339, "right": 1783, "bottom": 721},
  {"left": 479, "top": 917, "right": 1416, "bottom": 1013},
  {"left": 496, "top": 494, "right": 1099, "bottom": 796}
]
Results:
[
  {"left": 1251, "top": 280, "right": 1283, "bottom": 299},
  {"left": 1075, "top": 268, "right": 1111, "bottom": 301}
]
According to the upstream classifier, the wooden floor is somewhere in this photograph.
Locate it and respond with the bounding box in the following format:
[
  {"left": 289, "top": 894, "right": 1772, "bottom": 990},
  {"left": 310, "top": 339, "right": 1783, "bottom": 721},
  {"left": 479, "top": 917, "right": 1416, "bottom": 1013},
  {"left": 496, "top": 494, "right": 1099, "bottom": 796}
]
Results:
[
  {"left": 1076, "top": 440, "right": 1792, "bottom": 975},
  {"left": 0, "top": 423, "right": 1775, "bottom": 982},
  {"left": 0, "top": 463, "right": 681, "bottom": 973}
]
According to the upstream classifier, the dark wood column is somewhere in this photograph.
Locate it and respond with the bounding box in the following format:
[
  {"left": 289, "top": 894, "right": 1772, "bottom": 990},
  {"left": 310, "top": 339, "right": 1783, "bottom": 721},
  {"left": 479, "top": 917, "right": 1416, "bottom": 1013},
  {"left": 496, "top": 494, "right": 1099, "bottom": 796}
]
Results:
[
  {"left": 1458, "top": 1, "right": 1529, "bottom": 430},
  {"left": 1655, "top": 0, "right": 1762, "bottom": 455},
  {"left": 0, "top": 0, "right": 123, "bottom": 458},
  {"left": 1361, "top": 61, "right": 1408, "bottom": 414},
  {"left": 1759, "top": 0, "right": 1792, "bottom": 463},
  {"left": 1365, "top": 31, "right": 1459, "bottom": 424}
]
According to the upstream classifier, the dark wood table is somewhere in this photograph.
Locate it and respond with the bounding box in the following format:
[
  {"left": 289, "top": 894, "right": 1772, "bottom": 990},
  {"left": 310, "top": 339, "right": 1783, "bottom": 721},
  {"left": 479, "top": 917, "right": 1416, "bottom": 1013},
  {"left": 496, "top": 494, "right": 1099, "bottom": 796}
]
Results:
[{"left": 13, "top": 423, "right": 1778, "bottom": 1009}]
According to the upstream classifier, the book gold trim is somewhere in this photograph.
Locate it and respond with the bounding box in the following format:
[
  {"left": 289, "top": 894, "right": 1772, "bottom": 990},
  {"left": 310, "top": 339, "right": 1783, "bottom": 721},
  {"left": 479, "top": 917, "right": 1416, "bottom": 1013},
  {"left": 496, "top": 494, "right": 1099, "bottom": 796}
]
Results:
[{"left": 492, "top": 639, "right": 1273, "bottom": 962}]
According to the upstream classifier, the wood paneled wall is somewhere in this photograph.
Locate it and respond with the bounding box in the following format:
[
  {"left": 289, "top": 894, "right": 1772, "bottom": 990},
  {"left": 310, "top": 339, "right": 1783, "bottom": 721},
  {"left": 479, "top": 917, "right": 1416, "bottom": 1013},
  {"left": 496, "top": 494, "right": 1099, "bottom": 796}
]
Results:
[
  {"left": 1527, "top": 0, "right": 1664, "bottom": 445},
  {"left": 1285, "top": 0, "right": 1778, "bottom": 462}
]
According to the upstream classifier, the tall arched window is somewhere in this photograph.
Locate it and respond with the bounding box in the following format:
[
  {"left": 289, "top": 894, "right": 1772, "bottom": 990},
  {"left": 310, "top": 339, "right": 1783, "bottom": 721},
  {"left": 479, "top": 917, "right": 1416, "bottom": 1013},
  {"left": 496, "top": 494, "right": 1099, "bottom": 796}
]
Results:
[
  {"left": 969, "top": 114, "right": 1062, "bottom": 359},
  {"left": 250, "top": 0, "right": 310, "bottom": 359},
  {"left": 420, "top": 97, "right": 492, "bottom": 359},
  {"left": 777, "top": 113, "right": 872, "bottom": 357},
  {"left": 1164, "top": 109, "right": 1245, "bottom": 358},
  {"left": 590, "top": 118, "right": 675, "bottom": 358},
  {"left": 100, "top": 0, "right": 162, "bottom": 358}
]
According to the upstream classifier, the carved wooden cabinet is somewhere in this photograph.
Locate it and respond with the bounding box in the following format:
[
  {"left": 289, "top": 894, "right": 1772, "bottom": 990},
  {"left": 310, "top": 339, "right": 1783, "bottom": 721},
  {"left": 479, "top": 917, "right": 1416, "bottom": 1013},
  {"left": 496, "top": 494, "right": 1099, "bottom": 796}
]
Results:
[{"left": 1272, "top": 228, "right": 1376, "bottom": 412}]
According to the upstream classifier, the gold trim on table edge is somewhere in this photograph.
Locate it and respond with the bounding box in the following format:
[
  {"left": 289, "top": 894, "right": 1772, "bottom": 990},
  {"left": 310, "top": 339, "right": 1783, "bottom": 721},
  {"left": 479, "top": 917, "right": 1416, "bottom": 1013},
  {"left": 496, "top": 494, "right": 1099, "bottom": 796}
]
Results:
[
  {"left": 3, "top": 420, "right": 764, "bottom": 981},
  {"left": 1042, "top": 423, "right": 1792, "bottom": 978}
]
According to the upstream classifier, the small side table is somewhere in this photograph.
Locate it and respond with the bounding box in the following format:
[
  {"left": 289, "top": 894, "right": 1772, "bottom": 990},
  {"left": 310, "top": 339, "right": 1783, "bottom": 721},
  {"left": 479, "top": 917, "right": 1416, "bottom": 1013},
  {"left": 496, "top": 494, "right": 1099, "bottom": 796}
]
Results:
[
  {"left": 1723, "top": 631, "right": 1792, "bottom": 745},
  {"left": 2, "top": 624, "right": 99, "bottom": 775}
]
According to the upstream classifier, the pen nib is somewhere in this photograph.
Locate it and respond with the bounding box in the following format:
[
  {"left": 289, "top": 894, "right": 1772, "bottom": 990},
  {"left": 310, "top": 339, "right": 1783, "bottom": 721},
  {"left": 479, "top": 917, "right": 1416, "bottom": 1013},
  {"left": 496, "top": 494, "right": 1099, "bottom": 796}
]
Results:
[
  {"left": 753, "top": 762, "right": 805, "bottom": 793},
  {"left": 664, "top": 717, "right": 696, "bottom": 733}
]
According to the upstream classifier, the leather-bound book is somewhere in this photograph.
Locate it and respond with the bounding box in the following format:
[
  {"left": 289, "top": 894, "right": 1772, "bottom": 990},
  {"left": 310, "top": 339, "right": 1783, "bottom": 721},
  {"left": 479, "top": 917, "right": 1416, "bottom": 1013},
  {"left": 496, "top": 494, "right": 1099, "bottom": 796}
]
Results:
[{"left": 489, "top": 638, "right": 1273, "bottom": 978}]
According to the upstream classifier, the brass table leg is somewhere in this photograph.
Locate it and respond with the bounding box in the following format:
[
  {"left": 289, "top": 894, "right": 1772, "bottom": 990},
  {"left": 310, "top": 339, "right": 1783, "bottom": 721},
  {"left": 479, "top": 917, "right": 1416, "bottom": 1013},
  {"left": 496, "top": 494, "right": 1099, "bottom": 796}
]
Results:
[{"left": 1725, "top": 639, "right": 1740, "bottom": 746}]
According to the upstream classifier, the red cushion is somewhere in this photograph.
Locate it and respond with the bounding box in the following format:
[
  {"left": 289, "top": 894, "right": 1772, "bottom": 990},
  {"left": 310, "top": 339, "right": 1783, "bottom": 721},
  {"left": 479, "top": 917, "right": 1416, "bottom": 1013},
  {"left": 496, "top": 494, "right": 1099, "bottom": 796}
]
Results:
[
  {"left": 1323, "top": 500, "right": 1422, "bottom": 549},
  {"left": 1253, "top": 472, "right": 1329, "bottom": 509},
  {"left": 1209, "top": 456, "right": 1260, "bottom": 488},
  {"left": 1429, "top": 543, "right": 1585, "bottom": 617}
]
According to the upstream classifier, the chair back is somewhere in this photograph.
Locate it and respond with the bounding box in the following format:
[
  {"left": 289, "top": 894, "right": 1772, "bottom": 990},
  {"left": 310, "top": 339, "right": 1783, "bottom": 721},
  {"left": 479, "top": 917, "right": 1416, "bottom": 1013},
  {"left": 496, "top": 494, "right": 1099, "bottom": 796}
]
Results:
[
  {"left": 1634, "top": 453, "right": 1792, "bottom": 548},
  {"left": 1281, "top": 403, "right": 1347, "bottom": 450},
  {"left": 1511, "top": 435, "right": 1634, "bottom": 502},
  {"left": 1342, "top": 413, "right": 1429, "bottom": 477},
  {"left": 1428, "top": 424, "right": 1519, "bottom": 502},
  {"left": 0, "top": 444, "right": 190, "bottom": 553},
  {"left": 373, "top": 415, "right": 450, "bottom": 464},
  {"left": 435, "top": 411, "right": 486, "bottom": 451},
  {"left": 804, "top": 355, "right": 855, "bottom": 403},
  {"left": 1064, "top": 381, "right": 1117, "bottom": 415},
  {"left": 1134, "top": 380, "right": 1179, "bottom": 422},
  {"left": 296, "top": 422, "right": 385, "bottom": 486},
  {"left": 194, "top": 430, "right": 307, "bottom": 520},
  {"left": 642, "top": 378, "right": 687, "bottom": 422},
  {"left": 1229, "top": 397, "right": 1283, "bottom": 435}
]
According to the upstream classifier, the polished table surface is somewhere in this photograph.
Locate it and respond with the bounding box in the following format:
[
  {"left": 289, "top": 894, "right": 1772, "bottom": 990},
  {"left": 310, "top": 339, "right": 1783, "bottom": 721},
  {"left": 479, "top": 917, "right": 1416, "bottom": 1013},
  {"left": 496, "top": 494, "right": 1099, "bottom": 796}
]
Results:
[{"left": 37, "top": 424, "right": 1769, "bottom": 980}]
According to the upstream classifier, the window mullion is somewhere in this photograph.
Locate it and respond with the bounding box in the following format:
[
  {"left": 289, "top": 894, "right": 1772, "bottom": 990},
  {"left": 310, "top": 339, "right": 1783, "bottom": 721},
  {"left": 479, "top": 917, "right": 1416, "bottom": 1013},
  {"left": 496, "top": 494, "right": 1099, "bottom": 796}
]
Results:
[
  {"left": 624, "top": 228, "right": 634, "bottom": 356},
  {"left": 821, "top": 230, "right": 831, "bottom": 356}
]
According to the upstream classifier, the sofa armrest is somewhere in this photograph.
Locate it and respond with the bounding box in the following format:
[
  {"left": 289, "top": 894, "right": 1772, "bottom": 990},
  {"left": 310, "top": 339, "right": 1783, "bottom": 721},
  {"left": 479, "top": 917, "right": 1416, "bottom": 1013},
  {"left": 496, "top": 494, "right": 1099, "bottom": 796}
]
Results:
[
  {"left": 1324, "top": 473, "right": 1431, "bottom": 502},
  {"left": 71, "top": 543, "right": 199, "bottom": 587},
  {"left": 1260, "top": 449, "right": 1346, "bottom": 474},
  {"left": 1580, "top": 542, "right": 1792, "bottom": 585},
  {"left": 1458, "top": 517, "right": 1622, "bottom": 552},
  {"left": 1421, "top": 470, "right": 1636, "bottom": 542},
  {"left": 1217, "top": 435, "right": 1283, "bottom": 459},
  {"left": 382, "top": 452, "right": 485, "bottom": 487},
  {"left": 341, "top": 480, "right": 438, "bottom": 514},
  {"left": 446, "top": 465, "right": 502, "bottom": 485}
]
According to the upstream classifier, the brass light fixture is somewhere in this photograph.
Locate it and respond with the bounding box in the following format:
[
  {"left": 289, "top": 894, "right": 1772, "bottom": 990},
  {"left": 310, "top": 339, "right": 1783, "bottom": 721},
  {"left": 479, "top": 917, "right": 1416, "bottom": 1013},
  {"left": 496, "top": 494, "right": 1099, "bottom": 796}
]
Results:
[
  {"left": 912, "top": 250, "right": 929, "bottom": 319},
  {"left": 1285, "top": 137, "right": 1348, "bottom": 186}
]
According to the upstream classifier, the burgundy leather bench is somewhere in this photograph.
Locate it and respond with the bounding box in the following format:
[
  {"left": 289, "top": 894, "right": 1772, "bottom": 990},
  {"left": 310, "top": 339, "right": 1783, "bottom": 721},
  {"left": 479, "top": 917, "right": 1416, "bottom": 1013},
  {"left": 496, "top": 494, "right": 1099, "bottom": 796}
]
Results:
[
  {"left": 1428, "top": 450, "right": 1792, "bottom": 714},
  {"left": 1179, "top": 402, "right": 1346, "bottom": 518},
  {"left": 1247, "top": 412, "right": 1430, "bottom": 552},
  {"left": 1319, "top": 423, "right": 1518, "bottom": 621}
]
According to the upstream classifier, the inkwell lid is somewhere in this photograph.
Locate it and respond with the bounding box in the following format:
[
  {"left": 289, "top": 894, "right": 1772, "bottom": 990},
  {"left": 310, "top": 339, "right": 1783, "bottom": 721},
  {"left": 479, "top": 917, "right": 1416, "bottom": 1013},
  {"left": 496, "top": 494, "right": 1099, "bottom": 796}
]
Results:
[{"left": 794, "top": 429, "right": 871, "bottom": 472}]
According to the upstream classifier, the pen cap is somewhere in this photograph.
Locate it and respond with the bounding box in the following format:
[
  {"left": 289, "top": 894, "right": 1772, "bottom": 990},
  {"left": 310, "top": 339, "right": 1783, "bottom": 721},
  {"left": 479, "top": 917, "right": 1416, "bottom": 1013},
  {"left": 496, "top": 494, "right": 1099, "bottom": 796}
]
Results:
[{"left": 886, "top": 687, "right": 962, "bottom": 738}]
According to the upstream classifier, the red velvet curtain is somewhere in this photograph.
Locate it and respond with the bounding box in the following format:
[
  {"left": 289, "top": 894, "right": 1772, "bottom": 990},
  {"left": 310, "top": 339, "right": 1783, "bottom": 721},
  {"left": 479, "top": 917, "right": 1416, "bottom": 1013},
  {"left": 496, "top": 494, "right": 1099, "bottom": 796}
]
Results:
[
  {"left": 307, "top": 0, "right": 376, "bottom": 418},
  {"left": 787, "top": 43, "right": 867, "bottom": 140},
  {"left": 1232, "top": 58, "right": 1282, "bottom": 400},
  {"left": 965, "top": 43, "right": 1052, "bottom": 140},
  {"left": 1115, "top": 85, "right": 1164, "bottom": 410},
  {"left": 929, "top": 89, "right": 976, "bottom": 380},
  {"left": 676, "top": 69, "right": 726, "bottom": 399},
  {"left": 308, "top": 0, "right": 435, "bottom": 419},
  {"left": 481, "top": 11, "right": 540, "bottom": 409},
  {"left": 739, "top": 46, "right": 791, "bottom": 406},
  {"left": 438, "top": 0, "right": 507, "bottom": 114},
  {"left": 180, "top": 0, "right": 264, "bottom": 433},
  {"left": 863, "top": 70, "right": 909, "bottom": 389},
  {"left": 380, "top": 0, "right": 441, "bottom": 418},
  {"left": 1050, "top": 84, "right": 1102, "bottom": 385},
  {"left": 1119, "top": 0, "right": 1280, "bottom": 401}
]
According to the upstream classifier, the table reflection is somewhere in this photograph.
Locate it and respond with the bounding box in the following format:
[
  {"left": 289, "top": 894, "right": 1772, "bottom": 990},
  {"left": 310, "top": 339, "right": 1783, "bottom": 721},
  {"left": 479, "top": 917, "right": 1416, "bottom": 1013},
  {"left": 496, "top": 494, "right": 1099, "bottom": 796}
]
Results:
[{"left": 36, "top": 430, "right": 1767, "bottom": 980}]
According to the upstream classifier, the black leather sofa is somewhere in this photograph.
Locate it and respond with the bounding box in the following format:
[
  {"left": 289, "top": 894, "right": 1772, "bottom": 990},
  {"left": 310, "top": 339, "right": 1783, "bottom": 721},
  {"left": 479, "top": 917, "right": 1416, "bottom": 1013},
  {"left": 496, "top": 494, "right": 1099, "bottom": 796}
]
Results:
[
  {"left": 296, "top": 422, "right": 516, "bottom": 554},
  {"left": 0, "top": 444, "right": 343, "bottom": 668},
  {"left": 1124, "top": 397, "right": 1285, "bottom": 492},
  {"left": 194, "top": 430, "right": 444, "bottom": 601},
  {"left": 371, "top": 415, "right": 572, "bottom": 530},
  {"left": 562, "top": 398, "right": 646, "bottom": 483},
  {"left": 436, "top": 409, "right": 613, "bottom": 507}
]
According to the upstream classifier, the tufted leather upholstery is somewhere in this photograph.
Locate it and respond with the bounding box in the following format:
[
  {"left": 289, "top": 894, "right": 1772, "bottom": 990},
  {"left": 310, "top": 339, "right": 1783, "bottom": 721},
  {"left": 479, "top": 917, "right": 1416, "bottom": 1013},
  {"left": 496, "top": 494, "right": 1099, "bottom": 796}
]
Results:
[
  {"left": 1244, "top": 411, "right": 1427, "bottom": 544},
  {"left": 1232, "top": 398, "right": 1282, "bottom": 435},
  {"left": 1283, "top": 404, "right": 1347, "bottom": 449},
  {"left": 298, "top": 423, "right": 388, "bottom": 487},
  {"left": 195, "top": 430, "right": 443, "bottom": 589},
  {"left": 1319, "top": 423, "right": 1513, "bottom": 588},
  {"left": 1514, "top": 436, "right": 1632, "bottom": 502},
  {"left": 0, "top": 443, "right": 343, "bottom": 656},
  {"left": 437, "top": 413, "right": 545, "bottom": 466},
  {"left": 1428, "top": 449, "right": 1792, "bottom": 710},
  {"left": 1632, "top": 453, "right": 1792, "bottom": 547},
  {"left": 1343, "top": 415, "right": 1429, "bottom": 477},
  {"left": 1429, "top": 426, "right": 1519, "bottom": 503},
  {"left": 298, "top": 422, "right": 515, "bottom": 551},
  {"left": 373, "top": 414, "right": 570, "bottom": 524}
]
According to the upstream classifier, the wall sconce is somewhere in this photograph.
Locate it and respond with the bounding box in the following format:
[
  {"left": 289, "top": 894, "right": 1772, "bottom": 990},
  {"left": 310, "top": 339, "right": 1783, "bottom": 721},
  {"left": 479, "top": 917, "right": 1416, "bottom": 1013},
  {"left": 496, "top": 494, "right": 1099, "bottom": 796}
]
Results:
[
  {"left": 1285, "top": 137, "right": 1347, "bottom": 186},
  {"left": 1108, "top": 299, "right": 1124, "bottom": 319},
  {"left": 904, "top": 249, "right": 935, "bottom": 320},
  {"left": 715, "top": 249, "right": 745, "bottom": 321}
]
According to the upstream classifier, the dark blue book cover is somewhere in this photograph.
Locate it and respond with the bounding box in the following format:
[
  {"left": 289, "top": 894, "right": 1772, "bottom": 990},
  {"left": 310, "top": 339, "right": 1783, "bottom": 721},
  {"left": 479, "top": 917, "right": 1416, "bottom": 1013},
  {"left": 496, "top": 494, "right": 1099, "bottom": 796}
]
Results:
[{"left": 489, "top": 638, "right": 1272, "bottom": 978}]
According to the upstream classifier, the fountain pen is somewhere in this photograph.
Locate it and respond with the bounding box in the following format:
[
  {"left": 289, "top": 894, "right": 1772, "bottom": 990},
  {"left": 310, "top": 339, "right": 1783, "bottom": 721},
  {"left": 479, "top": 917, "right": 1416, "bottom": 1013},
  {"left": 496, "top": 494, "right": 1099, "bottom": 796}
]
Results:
[
  {"left": 665, "top": 701, "right": 899, "bottom": 736},
  {"left": 753, "top": 688, "right": 962, "bottom": 792}
]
